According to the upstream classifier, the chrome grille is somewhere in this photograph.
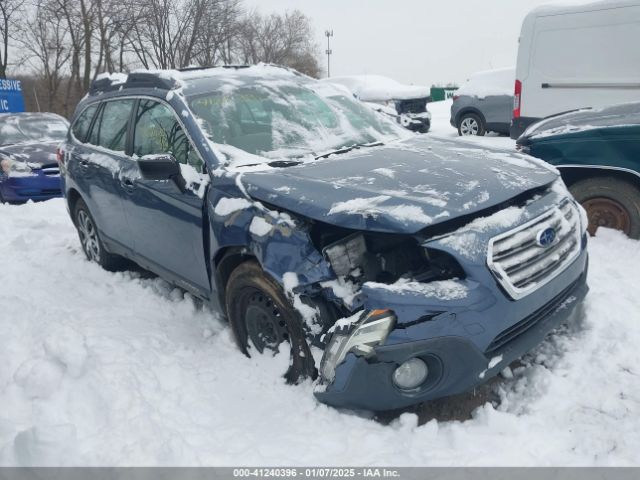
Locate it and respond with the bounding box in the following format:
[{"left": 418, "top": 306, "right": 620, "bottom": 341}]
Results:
[{"left": 487, "top": 199, "right": 581, "bottom": 299}]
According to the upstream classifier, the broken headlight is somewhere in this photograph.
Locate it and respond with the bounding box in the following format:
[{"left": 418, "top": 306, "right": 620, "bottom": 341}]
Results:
[
  {"left": 0, "top": 157, "right": 34, "bottom": 177},
  {"left": 320, "top": 309, "right": 396, "bottom": 383}
]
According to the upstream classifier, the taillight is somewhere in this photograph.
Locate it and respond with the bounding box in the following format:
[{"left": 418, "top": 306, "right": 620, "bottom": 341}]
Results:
[
  {"left": 452, "top": 95, "right": 459, "bottom": 101},
  {"left": 513, "top": 79, "right": 522, "bottom": 119},
  {"left": 56, "top": 147, "right": 64, "bottom": 165}
]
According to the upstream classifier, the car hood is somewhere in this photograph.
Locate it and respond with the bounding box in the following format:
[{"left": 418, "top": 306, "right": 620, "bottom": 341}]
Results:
[
  {"left": 240, "top": 136, "right": 558, "bottom": 234},
  {"left": 0, "top": 141, "right": 60, "bottom": 168},
  {"left": 518, "top": 102, "right": 640, "bottom": 144}
]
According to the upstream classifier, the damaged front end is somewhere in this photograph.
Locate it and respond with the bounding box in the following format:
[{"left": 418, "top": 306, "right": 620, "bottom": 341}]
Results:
[{"left": 306, "top": 189, "right": 589, "bottom": 412}]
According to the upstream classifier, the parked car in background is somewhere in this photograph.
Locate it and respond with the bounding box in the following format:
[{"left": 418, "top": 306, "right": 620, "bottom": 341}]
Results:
[
  {"left": 61, "top": 65, "right": 588, "bottom": 412},
  {"left": 450, "top": 67, "right": 514, "bottom": 136},
  {"left": 511, "top": 0, "right": 640, "bottom": 139},
  {"left": 323, "top": 75, "right": 431, "bottom": 133},
  {"left": 517, "top": 102, "right": 640, "bottom": 239},
  {"left": 0, "top": 112, "right": 69, "bottom": 203}
]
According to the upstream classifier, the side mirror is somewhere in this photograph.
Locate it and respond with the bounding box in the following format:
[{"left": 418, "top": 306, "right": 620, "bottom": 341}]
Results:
[{"left": 137, "top": 154, "right": 186, "bottom": 192}]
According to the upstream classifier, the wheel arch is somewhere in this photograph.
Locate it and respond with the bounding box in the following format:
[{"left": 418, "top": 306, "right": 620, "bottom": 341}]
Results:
[
  {"left": 213, "top": 246, "right": 257, "bottom": 316},
  {"left": 558, "top": 165, "right": 640, "bottom": 190},
  {"left": 455, "top": 107, "right": 486, "bottom": 127},
  {"left": 66, "top": 188, "right": 83, "bottom": 223}
]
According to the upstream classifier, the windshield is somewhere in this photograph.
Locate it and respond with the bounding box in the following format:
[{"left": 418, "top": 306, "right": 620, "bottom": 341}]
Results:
[
  {"left": 187, "top": 80, "right": 404, "bottom": 166},
  {"left": 0, "top": 116, "right": 69, "bottom": 146}
]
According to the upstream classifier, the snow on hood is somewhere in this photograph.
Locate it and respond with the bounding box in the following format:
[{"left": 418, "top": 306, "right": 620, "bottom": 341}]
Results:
[
  {"left": 0, "top": 142, "right": 59, "bottom": 167},
  {"left": 322, "top": 75, "right": 431, "bottom": 102},
  {"left": 519, "top": 102, "right": 640, "bottom": 142},
  {"left": 456, "top": 67, "right": 514, "bottom": 99},
  {"left": 240, "top": 136, "right": 558, "bottom": 234}
]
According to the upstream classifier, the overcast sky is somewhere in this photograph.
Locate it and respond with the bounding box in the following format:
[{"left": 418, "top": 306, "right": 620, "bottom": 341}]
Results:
[{"left": 245, "top": 0, "right": 568, "bottom": 86}]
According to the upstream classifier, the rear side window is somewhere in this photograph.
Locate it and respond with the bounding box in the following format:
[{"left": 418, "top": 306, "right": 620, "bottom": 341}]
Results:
[
  {"left": 88, "top": 99, "right": 134, "bottom": 152},
  {"left": 133, "top": 99, "right": 202, "bottom": 170},
  {"left": 71, "top": 104, "right": 98, "bottom": 142}
]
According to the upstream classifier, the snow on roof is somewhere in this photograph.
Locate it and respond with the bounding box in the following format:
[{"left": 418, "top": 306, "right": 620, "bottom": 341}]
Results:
[
  {"left": 456, "top": 67, "right": 515, "bottom": 99},
  {"left": 531, "top": 0, "right": 640, "bottom": 17},
  {"left": 140, "top": 64, "right": 300, "bottom": 87},
  {"left": 323, "top": 75, "right": 431, "bottom": 102}
]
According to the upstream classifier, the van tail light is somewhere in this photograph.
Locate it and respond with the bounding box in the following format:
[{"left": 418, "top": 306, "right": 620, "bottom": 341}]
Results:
[
  {"left": 452, "top": 95, "right": 459, "bottom": 101},
  {"left": 513, "top": 79, "right": 522, "bottom": 119}
]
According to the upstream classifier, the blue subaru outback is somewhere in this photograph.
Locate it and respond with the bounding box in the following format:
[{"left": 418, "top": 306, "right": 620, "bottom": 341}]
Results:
[{"left": 60, "top": 65, "right": 589, "bottom": 411}]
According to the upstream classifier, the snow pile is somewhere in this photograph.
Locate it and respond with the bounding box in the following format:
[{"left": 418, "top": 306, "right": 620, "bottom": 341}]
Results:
[
  {"left": 1, "top": 199, "right": 640, "bottom": 466},
  {"left": 323, "top": 75, "right": 431, "bottom": 101},
  {"left": 213, "top": 196, "right": 252, "bottom": 216},
  {"left": 94, "top": 72, "right": 127, "bottom": 85},
  {"left": 456, "top": 67, "right": 515, "bottom": 99},
  {"left": 249, "top": 216, "right": 273, "bottom": 237},
  {"left": 364, "top": 279, "right": 468, "bottom": 300},
  {"left": 328, "top": 195, "right": 433, "bottom": 225}
]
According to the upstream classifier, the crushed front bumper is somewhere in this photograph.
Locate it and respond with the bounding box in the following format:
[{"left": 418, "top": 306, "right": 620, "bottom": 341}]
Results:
[{"left": 315, "top": 248, "right": 589, "bottom": 412}]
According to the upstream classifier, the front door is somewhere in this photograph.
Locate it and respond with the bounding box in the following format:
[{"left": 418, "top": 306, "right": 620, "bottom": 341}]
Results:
[{"left": 123, "top": 98, "right": 210, "bottom": 295}]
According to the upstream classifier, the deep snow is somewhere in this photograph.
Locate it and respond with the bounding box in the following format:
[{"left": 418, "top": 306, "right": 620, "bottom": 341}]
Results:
[{"left": 1, "top": 104, "right": 640, "bottom": 466}]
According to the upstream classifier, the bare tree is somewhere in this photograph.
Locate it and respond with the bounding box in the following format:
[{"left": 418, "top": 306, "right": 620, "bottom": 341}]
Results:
[
  {"left": 19, "top": 0, "right": 70, "bottom": 110},
  {"left": 236, "top": 10, "right": 320, "bottom": 77},
  {"left": 8, "top": 0, "right": 323, "bottom": 116},
  {"left": 192, "top": 0, "right": 242, "bottom": 66},
  {"left": 0, "top": 0, "right": 25, "bottom": 78}
]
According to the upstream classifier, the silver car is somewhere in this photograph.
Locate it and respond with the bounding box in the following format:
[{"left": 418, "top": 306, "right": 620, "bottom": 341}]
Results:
[{"left": 449, "top": 68, "right": 514, "bottom": 136}]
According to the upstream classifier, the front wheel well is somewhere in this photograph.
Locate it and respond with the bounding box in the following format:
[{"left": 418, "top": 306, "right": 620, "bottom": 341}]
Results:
[
  {"left": 214, "top": 247, "right": 256, "bottom": 315},
  {"left": 558, "top": 166, "right": 640, "bottom": 190}
]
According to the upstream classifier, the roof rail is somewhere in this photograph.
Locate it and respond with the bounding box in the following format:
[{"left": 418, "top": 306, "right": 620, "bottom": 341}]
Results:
[
  {"left": 88, "top": 71, "right": 179, "bottom": 96},
  {"left": 177, "top": 64, "right": 250, "bottom": 73}
]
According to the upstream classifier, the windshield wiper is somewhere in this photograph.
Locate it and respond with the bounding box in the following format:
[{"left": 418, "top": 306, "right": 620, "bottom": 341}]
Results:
[
  {"left": 267, "top": 159, "right": 303, "bottom": 168},
  {"left": 314, "top": 141, "right": 384, "bottom": 160}
]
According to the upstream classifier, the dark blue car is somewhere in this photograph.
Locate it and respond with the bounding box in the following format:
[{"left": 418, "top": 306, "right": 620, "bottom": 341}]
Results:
[
  {"left": 0, "top": 112, "right": 69, "bottom": 203},
  {"left": 60, "top": 65, "right": 589, "bottom": 411}
]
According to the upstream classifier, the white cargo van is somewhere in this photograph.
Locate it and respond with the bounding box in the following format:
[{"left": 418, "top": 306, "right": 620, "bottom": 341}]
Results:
[{"left": 511, "top": 0, "right": 640, "bottom": 139}]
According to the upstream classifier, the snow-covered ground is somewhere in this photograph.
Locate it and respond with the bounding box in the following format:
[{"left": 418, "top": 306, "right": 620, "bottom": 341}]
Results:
[{"left": 1, "top": 107, "right": 640, "bottom": 466}]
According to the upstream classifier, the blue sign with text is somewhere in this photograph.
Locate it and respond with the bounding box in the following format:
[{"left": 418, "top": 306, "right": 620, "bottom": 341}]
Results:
[{"left": 0, "top": 79, "right": 25, "bottom": 113}]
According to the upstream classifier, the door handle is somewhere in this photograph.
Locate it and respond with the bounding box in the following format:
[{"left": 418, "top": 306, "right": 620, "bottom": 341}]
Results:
[{"left": 79, "top": 158, "right": 90, "bottom": 167}]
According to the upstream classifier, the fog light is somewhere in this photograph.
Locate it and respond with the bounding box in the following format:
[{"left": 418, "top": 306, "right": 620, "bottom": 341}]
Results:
[{"left": 392, "top": 358, "right": 428, "bottom": 390}]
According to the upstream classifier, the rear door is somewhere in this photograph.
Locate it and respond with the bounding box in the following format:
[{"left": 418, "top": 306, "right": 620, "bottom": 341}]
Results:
[
  {"left": 70, "top": 99, "right": 137, "bottom": 251},
  {"left": 123, "top": 98, "right": 210, "bottom": 295}
]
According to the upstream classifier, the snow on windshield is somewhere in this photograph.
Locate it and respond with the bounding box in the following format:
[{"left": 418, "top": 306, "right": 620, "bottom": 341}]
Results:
[
  {"left": 0, "top": 115, "right": 69, "bottom": 146},
  {"left": 180, "top": 67, "right": 407, "bottom": 168}
]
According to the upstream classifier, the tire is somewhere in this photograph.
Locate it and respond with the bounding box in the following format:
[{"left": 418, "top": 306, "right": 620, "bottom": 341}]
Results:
[
  {"left": 73, "top": 198, "right": 127, "bottom": 271},
  {"left": 457, "top": 113, "right": 486, "bottom": 136},
  {"left": 569, "top": 176, "right": 640, "bottom": 239},
  {"left": 225, "top": 260, "right": 317, "bottom": 384}
]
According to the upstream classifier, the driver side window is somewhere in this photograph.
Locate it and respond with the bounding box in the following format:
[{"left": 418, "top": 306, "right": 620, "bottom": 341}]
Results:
[{"left": 133, "top": 99, "right": 203, "bottom": 171}]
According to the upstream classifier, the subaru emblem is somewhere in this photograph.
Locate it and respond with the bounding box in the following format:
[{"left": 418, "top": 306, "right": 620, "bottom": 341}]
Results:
[{"left": 536, "top": 227, "right": 556, "bottom": 248}]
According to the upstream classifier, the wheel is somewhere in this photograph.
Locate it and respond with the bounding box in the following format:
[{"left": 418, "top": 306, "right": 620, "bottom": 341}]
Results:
[
  {"left": 225, "top": 260, "right": 317, "bottom": 384},
  {"left": 73, "top": 198, "right": 127, "bottom": 270},
  {"left": 458, "top": 113, "right": 486, "bottom": 136},
  {"left": 569, "top": 177, "right": 640, "bottom": 239},
  {"left": 418, "top": 121, "right": 430, "bottom": 134}
]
